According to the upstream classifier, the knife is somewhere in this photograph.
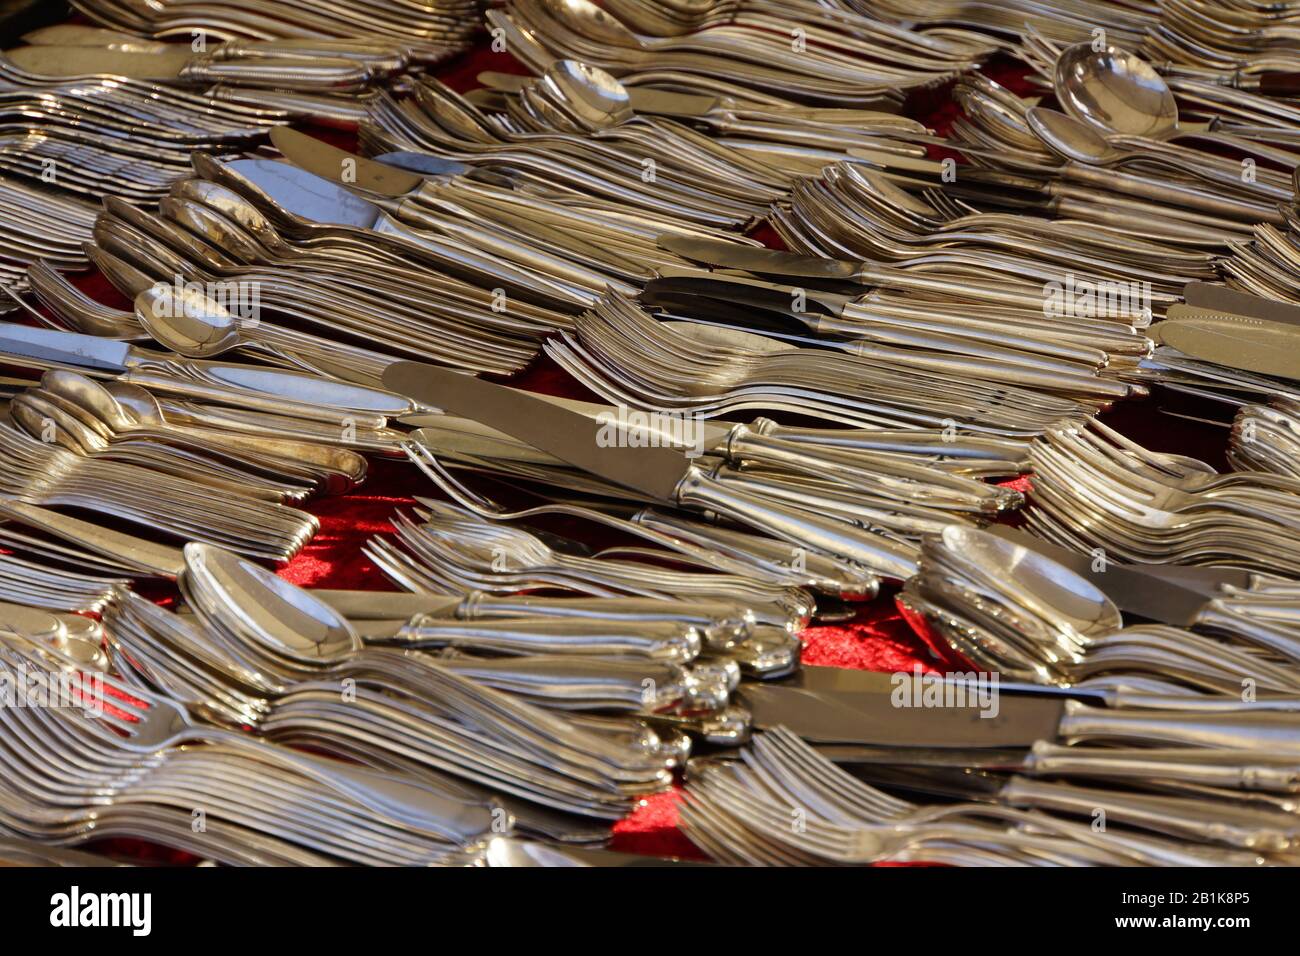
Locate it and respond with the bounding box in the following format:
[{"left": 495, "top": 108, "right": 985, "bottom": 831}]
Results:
[
  {"left": 382, "top": 361, "right": 919, "bottom": 579},
  {"left": 3, "top": 46, "right": 373, "bottom": 90},
  {"left": 407, "top": 397, "right": 1015, "bottom": 513},
  {"left": 370, "top": 150, "right": 516, "bottom": 189},
  {"left": 657, "top": 234, "right": 1073, "bottom": 310},
  {"left": 741, "top": 672, "right": 1300, "bottom": 751},
  {"left": 1154, "top": 315, "right": 1300, "bottom": 380},
  {"left": 0, "top": 323, "right": 411, "bottom": 418},
  {"left": 1182, "top": 283, "right": 1300, "bottom": 327},
  {"left": 270, "top": 128, "right": 513, "bottom": 197},
  {"left": 644, "top": 275, "right": 1114, "bottom": 372},
  {"left": 402, "top": 397, "right": 1028, "bottom": 462}
]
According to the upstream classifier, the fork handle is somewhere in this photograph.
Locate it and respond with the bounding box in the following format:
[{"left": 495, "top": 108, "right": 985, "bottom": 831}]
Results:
[
  {"left": 1026, "top": 743, "right": 1300, "bottom": 793},
  {"left": 1001, "top": 775, "right": 1297, "bottom": 851},
  {"left": 209, "top": 731, "right": 502, "bottom": 845}
]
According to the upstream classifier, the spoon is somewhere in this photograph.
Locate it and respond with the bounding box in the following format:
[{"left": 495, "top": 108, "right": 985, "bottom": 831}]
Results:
[
  {"left": 38, "top": 369, "right": 361, "bottom": 493},
  {"left": 1055, "top": 43, "right": 1177, "bottom": 139},
  {"left": 931, "top": 525, "right": 1123, "bottom": 639},
  {"left": 182, "top": 542, "right": 363, "bottom": 667},
  {"left": 543, "top": 60, "right": 634, "bottom": 130},
  {"left": 1025, "top": 106, "right": 1287, "bottom": 202},
  {"left": 1054, "top": 42, "right": 1299, "bottom": 169}
]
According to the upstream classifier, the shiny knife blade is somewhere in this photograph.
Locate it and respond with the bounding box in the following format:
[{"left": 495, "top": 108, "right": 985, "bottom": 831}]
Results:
[
  {"left": 1182, "top": 283, "right": 1300, "bottom": 327},
  {"left": 385, "top": 363, "right": 686, "bottom": 500},
  {"left": 270, "top": 127, "right": 425, "bottom": 199},
  {"left": 739, "top": 681, "right": 1067, "bottom": 747},
  {"left": 226, "top": 158, "right": 387, "bottom": 229},
  {"left": 658, "top": 234, "right": 868, "bottom": 283},
  {"left": 5, "top": 45, "right": 202, "bottom": 79},
  {"left": 0, "top": 323, "right": 411, "bottom": 415},
  {"left": 21, "top": 25, "right": 172, "bottom": 53},
  {"left": 382, "top": 362, "right": 920, "bottom": 579},
  {"left": 1155, "top": 317, "right": 1300, "bottom": 381},
  {"left": 371, "top": 151, "right": 476, "bottom": 179},
  {"left": 0, "top": 322, "right": 137, "bottom": 371},
  {"left": 409, "top": 394, "right": 733, "bottom": 454},
  {"left": 272, "top": 129, "right": 516, "bottom": 195}
]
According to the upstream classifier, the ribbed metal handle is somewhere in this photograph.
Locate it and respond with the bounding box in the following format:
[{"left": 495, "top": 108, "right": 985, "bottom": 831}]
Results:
[{"left": 185, "top": 56, "right": 372, "bottom": 91}]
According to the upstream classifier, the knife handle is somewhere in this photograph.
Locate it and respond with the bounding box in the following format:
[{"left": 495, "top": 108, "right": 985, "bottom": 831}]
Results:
[
  {"left": 1026, "top": 742, "right": 1300, "bottom": 793},
  {"left": 122, "top": 369, "right": 391, "bottom": 430},
  {"left": 753, "top": 419, "right": 1030, "bottom": 463},
  {"left": 183, "top": 57, "right": 372, "bottom": 91},
  {"left": 673, "top": 463, "right": 919, "bottom": 580},
  {"left": 215, "top": 41, "right": 407, "bottom": 76},
  {"left": 722, "top": 424, "right": 1008, "bottom": 513},
  {"left": 1000, "top": 775, "right": 1297, "bottom": 851},
  {"left": 0, "top": 500, "right": 184, "bottom": 578},
  {"left": 1057, "top": 700, "right": 1300, "bottom": 754},
  {"left": 462, "top": 593, "right": 756, "bottom": 649},
  {"left": 437, "top": 655, "right": 730, "bottom": 713}
]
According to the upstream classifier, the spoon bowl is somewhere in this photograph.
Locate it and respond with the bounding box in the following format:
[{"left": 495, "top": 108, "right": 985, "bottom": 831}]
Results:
[
  {"left": 544, "top": 60, "right": 635, "bottom": 128},
  {"left": 1055, "top": 42, "right": 1178, "bottom": 138},
  {"left": 182, "top": 542, "right": 361, "bottom": 666},
  {"left": 932, "top": 524, "right": 1123, "bottom": 639},
  {"left": 1025, "top": 106, "right": 1118, "bottom": 165},
  {"left": 134, "top": 283, "right": 241, "bottom": 358}
]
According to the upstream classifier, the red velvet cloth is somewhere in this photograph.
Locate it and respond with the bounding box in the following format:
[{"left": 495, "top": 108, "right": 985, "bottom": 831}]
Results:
[{"left": 55, "top": 43, "right": 1235, "bottom": 863}]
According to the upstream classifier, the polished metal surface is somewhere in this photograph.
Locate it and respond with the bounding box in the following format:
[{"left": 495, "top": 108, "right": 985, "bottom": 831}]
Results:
[{"left": 0, "top": 0, "right": 1298, "bottom": 868}]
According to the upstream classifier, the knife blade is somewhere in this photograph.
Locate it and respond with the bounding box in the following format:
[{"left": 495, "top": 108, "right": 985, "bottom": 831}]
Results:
[
  {"left": 271, "top": 128, "right": 515, "bottom": 196},
  {"left": 1155, "top": 316, "right": 1300, "bottom": 380},
  {"left": 21, "top": 25, "right": 172, "bottom": 53},
  {"left": 382, "top": 361, "right": 919, "bottom": 579},
  {"left": 0, "top": 323, "right": 411, "bottom": 416},
  {"left": 739, "top": 680, "right": 1068, "bottom": 746},
  {"left": 657, "top": 234, "right": 1061, "bottom": 309},
  {"left": 743, "top": 671, "right": 1300, "bottom": 752},
  {"left": 270, "top": 127, "right": 425, "bottom": 199},
  {"left": 370, "top": 151, "right": 517, "bottom": 194},
  {"left": 1183, "top": 283, "right": 1300, "bottom": 327},
  {"left": 3, "top": 46, "right": 370, "bottom": 89}
]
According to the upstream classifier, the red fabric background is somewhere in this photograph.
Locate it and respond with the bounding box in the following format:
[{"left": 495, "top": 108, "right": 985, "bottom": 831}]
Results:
[{"left": 56, "top": 44, "right": 1236, "bottom": 862}]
